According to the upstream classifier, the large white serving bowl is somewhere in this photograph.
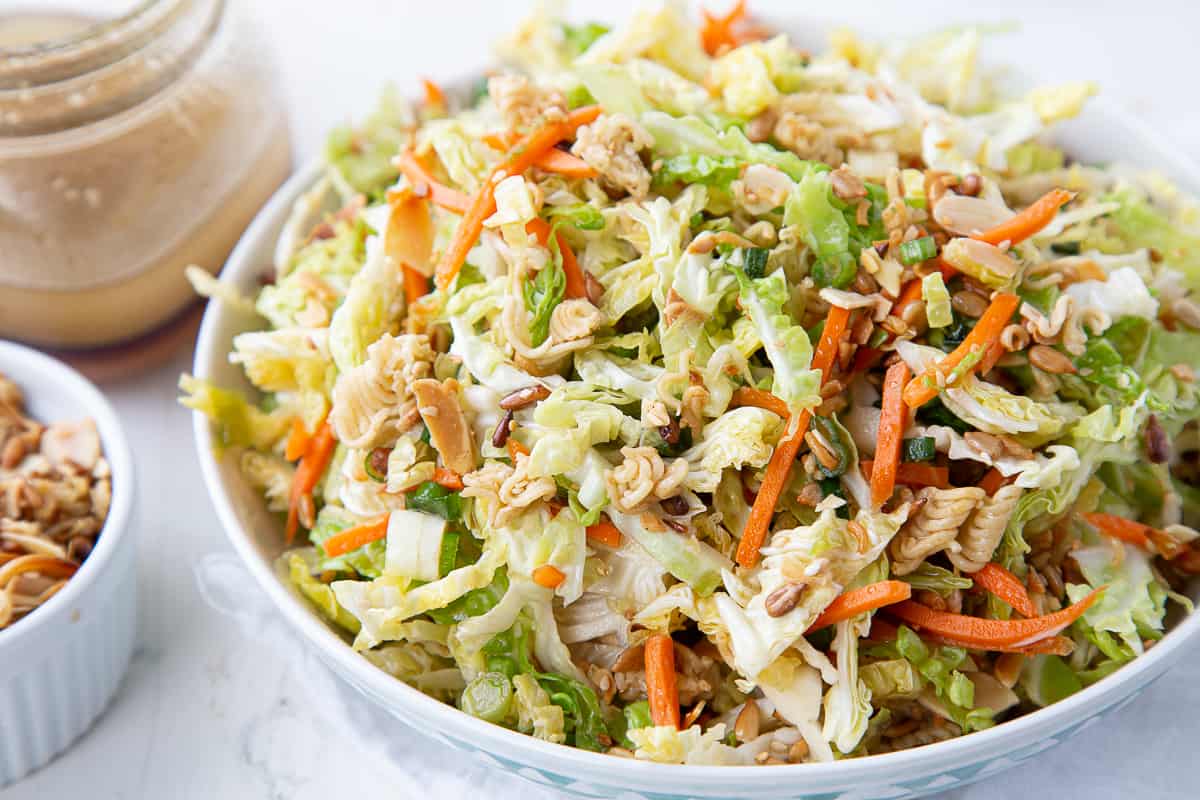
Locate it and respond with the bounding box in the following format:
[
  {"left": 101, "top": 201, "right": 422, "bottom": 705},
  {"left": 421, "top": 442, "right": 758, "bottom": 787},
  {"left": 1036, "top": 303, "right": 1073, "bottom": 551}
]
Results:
[
  {"left": 0, "top": 341, "right": 137, "bottom": 787},
  {"left": 191, "top": 95, "right": 1200, "bottom": 799}
]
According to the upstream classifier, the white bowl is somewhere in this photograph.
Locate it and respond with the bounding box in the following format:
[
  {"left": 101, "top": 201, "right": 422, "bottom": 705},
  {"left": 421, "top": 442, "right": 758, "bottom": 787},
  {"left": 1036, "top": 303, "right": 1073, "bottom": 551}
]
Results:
[
  {"left": 0, "top": 341, "right": 137, "bottom": 787},
  {"left": 192, "top": 98, "right": 1200, "bottom": 799}
]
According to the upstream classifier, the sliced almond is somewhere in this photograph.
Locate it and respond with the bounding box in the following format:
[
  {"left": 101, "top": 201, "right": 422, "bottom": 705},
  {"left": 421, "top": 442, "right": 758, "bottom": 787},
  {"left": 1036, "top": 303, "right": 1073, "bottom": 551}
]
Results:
[
  {"left": 932, "top": 193, "right": 1014, "bottom": 236},
  {"left": 411, "top": 378, "right": 477, "bottom": 474}
]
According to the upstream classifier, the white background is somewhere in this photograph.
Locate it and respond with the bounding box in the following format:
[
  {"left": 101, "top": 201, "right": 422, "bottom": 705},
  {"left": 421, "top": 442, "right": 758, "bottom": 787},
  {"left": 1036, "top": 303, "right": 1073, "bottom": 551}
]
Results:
[{"left": 3, "top": 1, "right": 1199, "bottom": 798}]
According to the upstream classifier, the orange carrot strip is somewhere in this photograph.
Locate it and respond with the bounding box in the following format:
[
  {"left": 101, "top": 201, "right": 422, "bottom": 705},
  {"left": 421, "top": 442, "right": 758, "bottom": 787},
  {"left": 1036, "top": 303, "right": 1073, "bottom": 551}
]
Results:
[
  {"left": 972, "top": 189, "right": 1075, "bottom": 247},
  {"left": 395, "top": 151, "right": 471, "bottom": 214},
  {"left": 1083, "top": 511, "right": 1188, "bottom": 559},
  {"left": 887, "top": 589, "right": 1103, "bottom": 649},
  {"left": 700, "top": 0, "right": 747, "bottom": 55},
  {"left": 903, "top": 293, "right": 1020, "bottom": 409},
  {"left": 1081, "top": 512, "right": 1152, "bottom": 549},
  {"left": 420, "top": 77, "right": 446, "bottom": 110},
  {"left": 586, "top": 517, "right": 622, "bottom": 548},
  {"left": 644, "top": 634, "right": 680, "bottom": 729},
  {"left": 892, "top": 276, "right": 927, "bottom": 320},
  {"left": 285, "top": 419, "right": 312, "bottom": 462},
  {"left": 322, "top": 516, "right": 389, "bottom": 558},
  {"left": 435, "top": 106, "right": 601, "bottom": 291},
  {"left": 860, "top": 461, "right": 950, "bottom": 490},
  {"left": 735, "top": 305, "right": 850, "bottom": 568},
  {"left": 730, "top": 385, "right": 790, "bottom": 418},
  {"left": 526, "top": 217, "right": 586, "bottom": 299},
  {"left": 979, "top": 340, "right": 1005, "bottom": 375},
  {"left": 482, "top": 132, "right": 511, "bottom": 150},
  {"left": 533, "top": 148, "right": 598, "bottom": 178},
  {"left": 507, "top": 438, "right": 530, "bottom": 461},
  {"left": 286, "top": 420, "right": 337, "bottom": 544},
  {"left": 978, "top": 466, "right": 1013, "bottom": 496},
  {"left": 807, "top": 581, "right": 913, "bottom": 632},
  {"left": 433, "top": 467, "right": 464, "bottom": 491},
  {"left": 532, "top": 564, "right": 566, "bottom": 589},
  {"left": 869, "top": 615, "right": 1073, "bottom": 655},
  {"left": 970, "top": 562, "right": 1038, "bottom": 618},
  {"left": 870, "top": 361, "right": 911, "bottom": 508},
  {"left": 402, "top": 264, "right": 429, "bottom": 306}
]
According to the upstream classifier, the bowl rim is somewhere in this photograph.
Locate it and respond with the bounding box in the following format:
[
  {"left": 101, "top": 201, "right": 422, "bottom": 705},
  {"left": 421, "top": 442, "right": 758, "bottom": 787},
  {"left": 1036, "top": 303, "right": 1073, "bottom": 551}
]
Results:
[
  {"left": 192, "top": 103, "right": 1200, "bottom": 786},
  {"left": 0, "top": 340, "right": 135, "bottom": 648}
]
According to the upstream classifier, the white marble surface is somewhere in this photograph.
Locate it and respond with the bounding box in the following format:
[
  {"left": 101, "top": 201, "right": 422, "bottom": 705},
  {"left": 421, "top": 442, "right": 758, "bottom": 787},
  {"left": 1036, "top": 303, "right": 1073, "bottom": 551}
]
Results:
[{"left": 3, "top": 1, "right": 1200, "bottom": 798}]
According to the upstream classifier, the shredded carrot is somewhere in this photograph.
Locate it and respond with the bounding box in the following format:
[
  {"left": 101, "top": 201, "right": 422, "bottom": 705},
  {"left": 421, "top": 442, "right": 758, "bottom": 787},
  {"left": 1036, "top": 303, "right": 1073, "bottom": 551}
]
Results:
[
  {"left": 644, "top": 634, "right": 681, "bottom": 729},
  {"left": 532, "top": 564, "right": 566, "bottom": 589},
  {"left": 892, "top": 277, "right": 927, "bottom": 320},
  {"left": 700, "top": 0, "right": 748, "bottom": 55},
  {"left": 970, "top": 563, "right": 1038, "bottom": 618},
  {"left": 979, "top": 466, "right": 1013, "bottom": 496},
  {"left": 870, "top": 361, "right": 911, "bottom": 508},
  {"left": 433, "top": 467, "right": 464, "bottom": 491},
  {"left": 1081, "top": 512, "right": 1151, "bottom": 548},
  {"left": 435, "top": 106, "right": 601, "bottom": 291},
  {"left": 730, "top": 385, "right": 790, "bottom": 418},
  {"left": 887, "top": 588, "right": 1103, "bottom": 650},
  {"left": 903, "top": 292, "right": 1021, "bottom": 409},
  {"left": 402, "top": 264, "right": 429, "bottom": 306},
  {"left": 507, "top": 438, "right": 530, "bottom": 461},
  {"left": 481, "top": 132, "right": 511, "bottom": 150},
  {"left": 395, "top": 150, "right": 470, "bottom": 213},
  {"left": 972, "top": 189, "right": 1075, "bottom": 247},
  {"left": 532, "top": 148, "right": 598, "bottom": 178},
  {"left": 860, "top": 461, "right": 950, "bottom": 490},
  {"left": 485, "top": 132, "right": 597, "bottom": 177},
  {"left": 420, "top": 77, "right": 446, "bottom": 110},
  {"left": 526, "top": 217, "right": 587, "bottom": 299},
  {"left": 978, "top": 339, "right": 1005, "bottom": 375},
  {"left": 586, "top": 517, "right": 622, "bottom": 548},
  {"left": 735, "top": 305, "right": 850, "bottom": 568},
  {"left": 807, "top": 581, "right": 912, "bottom": 632},
  {"left": 284, "top": 419, "right": 311, "bottom": 462},
  {"left": 869, "top": 616, "right": 1073, "bottom": 655},
  {"left": 286, "top": 420, "right": 337, "bottom": 544},
  {"left": 322, "top": 516, "right": 389, "bottom": 558}
]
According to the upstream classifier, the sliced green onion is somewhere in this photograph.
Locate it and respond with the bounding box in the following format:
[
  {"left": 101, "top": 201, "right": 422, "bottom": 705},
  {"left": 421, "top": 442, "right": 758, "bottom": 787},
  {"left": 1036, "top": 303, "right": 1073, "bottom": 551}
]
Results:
[
  {"left": 898, "top": 236, "right": 937, "bottom": 266},
  {"left": 438, "top": 530, "right": 461, "bottom": 577},
  {"left": 460, "top": 672, "right": 513, "bottom": 723},
  {"left": 363, "top": 448, "right": 389, "bottom": 483},
  {"left": 902, "top": 436, "right": 937, "bottom": 462},
  {"left": 1050, "top": 241, "right": 1081, "bottom": 255},
  {"left": 743, "top": 247, "right": 769, "bottom": 279}
]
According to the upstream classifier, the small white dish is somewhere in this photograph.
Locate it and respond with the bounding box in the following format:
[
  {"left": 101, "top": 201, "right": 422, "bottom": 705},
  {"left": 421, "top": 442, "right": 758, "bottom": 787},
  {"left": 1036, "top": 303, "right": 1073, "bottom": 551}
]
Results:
[
  {"left": 0, "top": 341, "right": 137, "bottom": 788},
  {"left": 192, "top": 97, "right": 1200, "bottom": 799}
]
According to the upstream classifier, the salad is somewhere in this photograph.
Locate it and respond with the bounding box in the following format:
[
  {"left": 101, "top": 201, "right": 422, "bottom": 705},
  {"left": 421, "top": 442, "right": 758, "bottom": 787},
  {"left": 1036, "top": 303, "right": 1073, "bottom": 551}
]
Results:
[{"left": 183, "top": 1, "right": 1200, "bottom": 765}]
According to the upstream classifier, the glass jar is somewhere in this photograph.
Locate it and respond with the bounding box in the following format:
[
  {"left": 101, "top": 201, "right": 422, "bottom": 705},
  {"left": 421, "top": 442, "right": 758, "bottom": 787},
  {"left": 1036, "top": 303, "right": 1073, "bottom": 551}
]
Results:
[{"left": 0, "top": 0, "right": 291, "bottom": 348}]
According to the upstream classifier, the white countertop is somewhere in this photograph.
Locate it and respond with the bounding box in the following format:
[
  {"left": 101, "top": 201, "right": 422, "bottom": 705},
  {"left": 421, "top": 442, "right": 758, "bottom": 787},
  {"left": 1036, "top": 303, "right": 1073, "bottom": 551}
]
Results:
[{"left": 3, "top": 1, "right": 1199, "bottom": 798}]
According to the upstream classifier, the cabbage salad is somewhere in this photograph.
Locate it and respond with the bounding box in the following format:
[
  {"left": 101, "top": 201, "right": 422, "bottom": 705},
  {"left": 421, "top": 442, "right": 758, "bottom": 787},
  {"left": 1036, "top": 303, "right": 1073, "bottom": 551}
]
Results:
[{"left": 183, "top": 0, "right": 1200, "bottom": 765}]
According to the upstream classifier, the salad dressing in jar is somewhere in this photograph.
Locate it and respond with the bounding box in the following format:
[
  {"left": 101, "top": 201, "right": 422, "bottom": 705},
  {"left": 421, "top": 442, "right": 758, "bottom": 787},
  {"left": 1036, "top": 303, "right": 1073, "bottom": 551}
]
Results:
[{"left": 0, "top": 0, "right": 291, "bottom": 349}]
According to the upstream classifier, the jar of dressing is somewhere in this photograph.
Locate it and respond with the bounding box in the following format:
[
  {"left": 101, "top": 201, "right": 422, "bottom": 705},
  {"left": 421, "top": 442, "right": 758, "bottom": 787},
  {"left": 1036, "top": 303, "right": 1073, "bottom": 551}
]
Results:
[{"left": 0, "top": 0, "right": 291, "bottom": 348}]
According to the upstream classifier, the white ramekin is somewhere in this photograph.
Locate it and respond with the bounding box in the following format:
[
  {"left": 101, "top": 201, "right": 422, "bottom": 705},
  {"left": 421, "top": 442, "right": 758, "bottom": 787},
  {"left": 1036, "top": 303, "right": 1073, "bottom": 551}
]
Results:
[{"left": 0, "top": 341, "right": 137, "bottom": 788}]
